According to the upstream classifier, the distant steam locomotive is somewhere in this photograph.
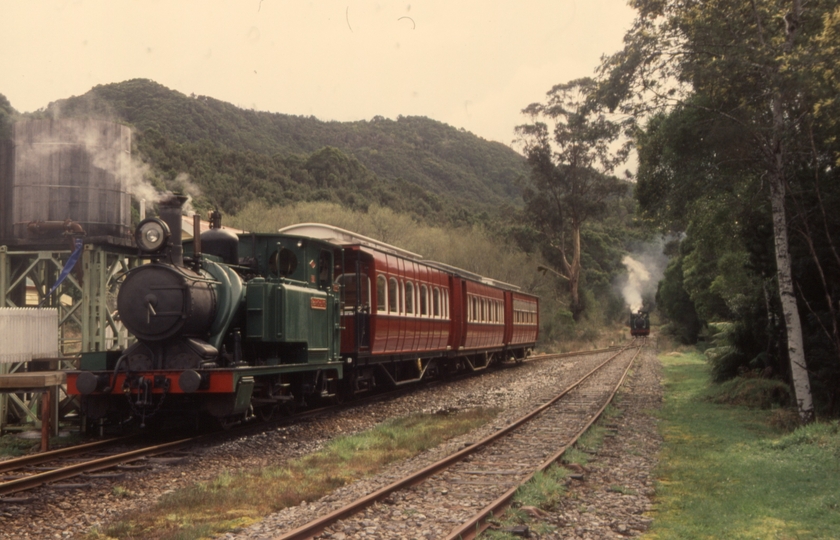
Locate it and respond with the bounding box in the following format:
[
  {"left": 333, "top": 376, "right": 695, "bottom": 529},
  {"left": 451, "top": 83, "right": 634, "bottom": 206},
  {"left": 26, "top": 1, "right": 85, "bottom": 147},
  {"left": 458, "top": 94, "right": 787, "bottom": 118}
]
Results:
[
  {"left": 629, "top": 310, "right": 650, "bottom": 337},
  {"left": 67, "top": 195, "right": 539, "bottom": 428}
]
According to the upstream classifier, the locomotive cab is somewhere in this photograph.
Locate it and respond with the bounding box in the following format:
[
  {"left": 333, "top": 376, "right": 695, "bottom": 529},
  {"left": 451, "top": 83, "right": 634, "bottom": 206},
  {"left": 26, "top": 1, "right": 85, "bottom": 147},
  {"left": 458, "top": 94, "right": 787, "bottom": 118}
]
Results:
[{"left": 237, "top": 233, "right": 341, "bottom": 366}]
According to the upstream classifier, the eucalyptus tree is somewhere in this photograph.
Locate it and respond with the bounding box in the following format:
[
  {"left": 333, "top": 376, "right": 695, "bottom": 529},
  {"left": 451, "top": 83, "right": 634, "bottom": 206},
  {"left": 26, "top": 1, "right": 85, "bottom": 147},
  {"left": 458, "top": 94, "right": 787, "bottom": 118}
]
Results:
[
  {"left": 600, "top": 0, "right": 840, "bottom": 423},
  {"left": 515, "top": 78, "right": 630, "bottom": 319}
]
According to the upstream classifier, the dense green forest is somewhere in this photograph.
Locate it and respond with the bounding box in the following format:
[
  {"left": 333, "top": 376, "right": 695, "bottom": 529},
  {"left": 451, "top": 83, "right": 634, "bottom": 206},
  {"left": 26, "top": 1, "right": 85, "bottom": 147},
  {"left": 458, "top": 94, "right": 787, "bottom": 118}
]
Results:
[
  {"left": 599, "top": 0, "right": 840, "bottom": 419},
  {"left": 39, "top": 79, "right": 527, "bottom": 221}
]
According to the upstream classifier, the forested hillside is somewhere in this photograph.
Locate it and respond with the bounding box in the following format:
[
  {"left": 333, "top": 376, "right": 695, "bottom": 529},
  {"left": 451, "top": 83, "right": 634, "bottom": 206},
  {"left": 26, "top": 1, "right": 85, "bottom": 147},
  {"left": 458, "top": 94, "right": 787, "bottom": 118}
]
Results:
[
  {"left": 42, "top": 79, "right": 527, "bottom": 220},
  {"left": 1, "top": 80, "right": 645, "bottom": 350}
]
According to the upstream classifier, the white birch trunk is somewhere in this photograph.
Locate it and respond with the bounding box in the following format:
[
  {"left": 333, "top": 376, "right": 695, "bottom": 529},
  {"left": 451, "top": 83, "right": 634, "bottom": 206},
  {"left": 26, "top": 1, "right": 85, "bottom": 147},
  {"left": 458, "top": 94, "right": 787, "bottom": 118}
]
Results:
[{"left": 770, "top": 91, "right": 815, "bottom": 423}]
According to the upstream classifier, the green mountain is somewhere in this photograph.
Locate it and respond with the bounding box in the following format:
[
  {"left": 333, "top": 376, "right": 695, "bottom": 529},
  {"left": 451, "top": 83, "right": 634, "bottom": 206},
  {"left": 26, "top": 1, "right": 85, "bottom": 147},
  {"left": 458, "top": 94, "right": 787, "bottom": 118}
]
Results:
[{"left": 43, "top": 79, "right": 527, "bottom": 220}]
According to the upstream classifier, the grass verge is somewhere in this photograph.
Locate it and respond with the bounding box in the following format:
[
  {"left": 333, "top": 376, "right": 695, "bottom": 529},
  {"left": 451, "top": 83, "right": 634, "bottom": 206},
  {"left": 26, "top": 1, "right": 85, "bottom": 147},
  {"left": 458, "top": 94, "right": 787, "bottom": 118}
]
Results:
[
  {"left": 649, "top": 351, "right": 840, "bottom": 539},
  {"left": 89, "top": 407, "right": 497, "bottom": 540}
]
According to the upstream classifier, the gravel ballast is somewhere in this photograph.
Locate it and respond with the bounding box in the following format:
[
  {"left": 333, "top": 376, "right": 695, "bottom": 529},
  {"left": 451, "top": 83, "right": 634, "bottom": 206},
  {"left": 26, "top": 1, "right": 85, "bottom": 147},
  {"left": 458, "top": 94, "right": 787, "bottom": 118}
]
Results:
[{"left": 0, "top": 344, "right": 662, "bottom": 539}]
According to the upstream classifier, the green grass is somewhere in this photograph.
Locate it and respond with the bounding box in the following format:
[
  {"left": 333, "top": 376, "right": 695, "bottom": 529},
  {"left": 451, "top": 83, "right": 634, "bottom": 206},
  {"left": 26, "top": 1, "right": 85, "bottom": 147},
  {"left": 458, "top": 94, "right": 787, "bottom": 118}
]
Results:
[
  {"left": 0, "top": 433, "right": 36, "bottom": 458},
  {"left": 483, "top": 403, "right": 624, "bottom": 538},
  {"left": 482, "top": 464, "right": 569, "bottom": 539},
  {"left": 648, "top": 351, "right": 840, "bottom": 539},
  {"left": 92, "top": 408, "right": 498, "bottom": 540}
]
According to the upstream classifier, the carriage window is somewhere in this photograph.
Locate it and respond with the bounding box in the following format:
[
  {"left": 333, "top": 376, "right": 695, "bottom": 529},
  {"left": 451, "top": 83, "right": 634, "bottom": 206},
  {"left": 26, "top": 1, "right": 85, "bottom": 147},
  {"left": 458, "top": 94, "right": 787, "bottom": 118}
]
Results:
[
  {"left": 388, "top": 277, "right": 399, "bottom": 313},
  {"left": 443, "top": 290, "right": 449, "bottom": 319},
  {"left": 420, "top": 285, "right": 428, "bottom": 316},
  {"left": 269, "top": 248, "right": 298, "bottom": 277},
  {"left": 433, "top": 287, "right": 441, "bottom": 317},
  {"left": 377, "top": 275, "right": 387, "bottom": 312},
  {"left": 405, "top": 281, "right": 414, "bottom": 314},
  {"left": 318, "top": 250, "right": 331, "bottom": 289}
]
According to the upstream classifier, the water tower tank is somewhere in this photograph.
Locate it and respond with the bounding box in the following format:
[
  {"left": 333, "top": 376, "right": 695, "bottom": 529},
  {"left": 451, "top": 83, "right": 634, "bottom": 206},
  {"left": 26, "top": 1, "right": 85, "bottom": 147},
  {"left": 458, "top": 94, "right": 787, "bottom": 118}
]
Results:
[{"left": 0, "top": 118, "right": 132, "bottom": 244}]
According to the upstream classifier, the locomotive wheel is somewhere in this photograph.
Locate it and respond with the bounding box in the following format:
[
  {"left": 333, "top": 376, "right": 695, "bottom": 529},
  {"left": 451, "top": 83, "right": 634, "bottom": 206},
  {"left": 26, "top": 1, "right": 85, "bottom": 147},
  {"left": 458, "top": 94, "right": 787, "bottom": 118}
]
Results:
[{"left": 257, "top": 404, "right": 278, "bottom": 421}]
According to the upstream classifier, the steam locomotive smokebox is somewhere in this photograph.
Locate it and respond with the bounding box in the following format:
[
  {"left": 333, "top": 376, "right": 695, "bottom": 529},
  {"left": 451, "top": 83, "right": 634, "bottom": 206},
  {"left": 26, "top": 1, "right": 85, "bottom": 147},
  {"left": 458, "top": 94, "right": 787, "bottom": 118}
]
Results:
[{"left": 0, "top": 118, "right": 132, "bottom": 245}]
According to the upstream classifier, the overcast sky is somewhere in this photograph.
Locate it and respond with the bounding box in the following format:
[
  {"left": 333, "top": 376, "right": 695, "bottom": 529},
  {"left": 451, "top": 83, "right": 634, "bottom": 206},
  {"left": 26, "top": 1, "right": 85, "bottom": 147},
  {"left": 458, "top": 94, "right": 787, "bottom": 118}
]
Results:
[{"left": 2, "top": 1, "right": 636, "bottom": 147}]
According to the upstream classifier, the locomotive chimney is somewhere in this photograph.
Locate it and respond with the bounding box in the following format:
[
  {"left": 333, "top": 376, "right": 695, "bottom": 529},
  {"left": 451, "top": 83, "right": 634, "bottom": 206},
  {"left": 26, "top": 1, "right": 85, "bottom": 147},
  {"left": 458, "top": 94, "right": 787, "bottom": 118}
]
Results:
[{"left": 159, "top": 194, "right": 188, "bottom": 266}]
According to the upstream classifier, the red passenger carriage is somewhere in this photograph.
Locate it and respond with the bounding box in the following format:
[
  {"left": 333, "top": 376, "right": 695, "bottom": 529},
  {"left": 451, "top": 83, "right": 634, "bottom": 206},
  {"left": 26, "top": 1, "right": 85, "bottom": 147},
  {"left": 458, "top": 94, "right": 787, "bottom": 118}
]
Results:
[{"left": 280, "top": 224, "right": 539, "bottom": 392}]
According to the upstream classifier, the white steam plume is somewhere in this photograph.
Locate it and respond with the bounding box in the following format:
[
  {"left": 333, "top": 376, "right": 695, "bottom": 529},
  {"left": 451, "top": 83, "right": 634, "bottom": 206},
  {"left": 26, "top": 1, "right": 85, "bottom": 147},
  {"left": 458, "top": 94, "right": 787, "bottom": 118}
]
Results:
[
  {"left": 622, "top": 255, "right": 651, "bottom": 312},
  {"left": 618, "top": 238, "right": 671, "bottom": 312}
]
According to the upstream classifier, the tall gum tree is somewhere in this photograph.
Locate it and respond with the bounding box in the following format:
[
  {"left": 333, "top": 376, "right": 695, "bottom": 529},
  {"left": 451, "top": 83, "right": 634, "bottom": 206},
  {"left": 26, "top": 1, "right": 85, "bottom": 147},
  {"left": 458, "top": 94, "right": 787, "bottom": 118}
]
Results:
[
  {"left": 516, "top": 78, "right": 630, "bottom": 319},
  {"left": 600, "top": 0, "right": 838, "bottom": 423}
]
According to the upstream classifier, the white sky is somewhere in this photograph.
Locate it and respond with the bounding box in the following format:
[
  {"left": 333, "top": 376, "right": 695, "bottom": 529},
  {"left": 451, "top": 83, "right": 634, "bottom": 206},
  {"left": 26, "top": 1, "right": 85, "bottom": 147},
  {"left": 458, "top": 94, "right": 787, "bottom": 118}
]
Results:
[{"left": 1, "top": 1, "right": 636, "bottom": 147}]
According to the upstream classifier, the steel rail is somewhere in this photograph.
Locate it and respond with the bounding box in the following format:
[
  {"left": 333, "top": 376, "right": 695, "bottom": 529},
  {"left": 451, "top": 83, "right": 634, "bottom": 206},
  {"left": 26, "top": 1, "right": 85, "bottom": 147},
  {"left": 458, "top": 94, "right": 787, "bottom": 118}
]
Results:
[
  {"left": 274, "top": 344, "right": 636, "bottom": 540},
  {"left": 445, "top": 345, "right": 642, "bottom": 539},
  {"left": 0, "top": 436, "right": 135, "bottom": 475},
  {"left": 0, "top": 436, "right": 200, "bottom": 497}
]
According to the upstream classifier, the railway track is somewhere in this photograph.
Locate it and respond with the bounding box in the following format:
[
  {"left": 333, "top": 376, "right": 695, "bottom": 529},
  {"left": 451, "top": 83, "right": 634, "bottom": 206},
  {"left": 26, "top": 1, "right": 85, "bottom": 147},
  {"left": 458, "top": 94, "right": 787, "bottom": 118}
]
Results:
[
  {"left": 0, "top": 343, "right": 640, "bottom": 508},
  {"left": 0, "top": 435, "right": 200, "bottom": 500},
  {"left": 0, "top": 354, "right": 530, "bottom": 501},
  {"left": 274, "top": 343, "right": 642, "bottom": 540}
]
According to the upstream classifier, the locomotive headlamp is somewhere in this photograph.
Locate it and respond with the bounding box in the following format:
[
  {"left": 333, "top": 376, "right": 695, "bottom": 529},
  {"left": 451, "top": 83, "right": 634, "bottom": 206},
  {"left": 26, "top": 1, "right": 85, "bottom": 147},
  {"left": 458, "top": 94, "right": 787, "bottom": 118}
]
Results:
[{"left": 136, "top": 218, "right": 170, "bottom": 253}]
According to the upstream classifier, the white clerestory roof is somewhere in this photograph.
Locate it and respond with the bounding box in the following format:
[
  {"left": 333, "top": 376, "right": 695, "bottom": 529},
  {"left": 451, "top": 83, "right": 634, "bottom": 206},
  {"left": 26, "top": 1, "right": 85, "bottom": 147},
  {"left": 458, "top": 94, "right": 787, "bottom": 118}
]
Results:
[
  {"left": 277, "top": 223, "right": 521, "bottom": 291},
  {"left": 278, "top": 223, "right": 423, "bottom": 260}
]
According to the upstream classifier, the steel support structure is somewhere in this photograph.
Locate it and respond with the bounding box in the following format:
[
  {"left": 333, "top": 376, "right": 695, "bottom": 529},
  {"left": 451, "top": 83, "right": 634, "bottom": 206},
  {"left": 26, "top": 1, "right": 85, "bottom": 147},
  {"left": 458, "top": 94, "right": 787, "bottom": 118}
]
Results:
[{"left": 0, "top": 243, "right": 139, "bottom": 433}]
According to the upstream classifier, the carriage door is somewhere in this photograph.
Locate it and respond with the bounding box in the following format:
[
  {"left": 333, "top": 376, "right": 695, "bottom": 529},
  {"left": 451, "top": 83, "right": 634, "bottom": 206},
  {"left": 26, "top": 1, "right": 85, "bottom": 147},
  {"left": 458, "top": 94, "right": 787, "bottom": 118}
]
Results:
[
  {"left": 337, "top": 260, "right": 371, "bottom": 352},
  {"left": 353, "top": 261, "right": 371, "bottom": 349}
]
